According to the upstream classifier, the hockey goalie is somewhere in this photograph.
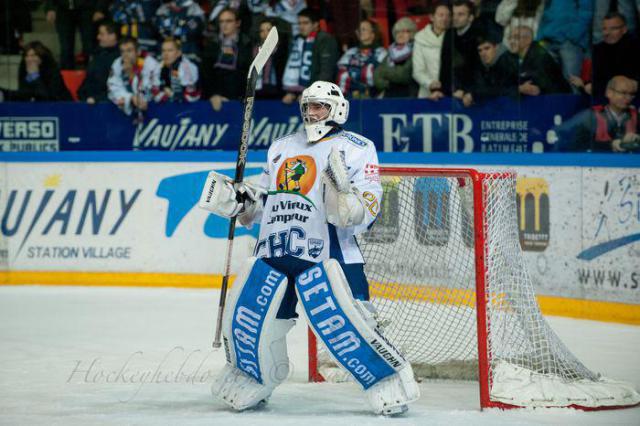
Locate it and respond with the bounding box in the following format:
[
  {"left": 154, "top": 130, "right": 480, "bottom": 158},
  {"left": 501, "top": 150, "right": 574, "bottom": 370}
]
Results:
[{"left": 198, "top": 81, "right": 420, "bottom": 415}]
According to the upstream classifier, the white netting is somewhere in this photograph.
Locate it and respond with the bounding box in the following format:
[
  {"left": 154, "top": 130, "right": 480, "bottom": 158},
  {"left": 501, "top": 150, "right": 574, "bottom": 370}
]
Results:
[{"left": 315, "top": 169, "right": 640, "bottom": 409}]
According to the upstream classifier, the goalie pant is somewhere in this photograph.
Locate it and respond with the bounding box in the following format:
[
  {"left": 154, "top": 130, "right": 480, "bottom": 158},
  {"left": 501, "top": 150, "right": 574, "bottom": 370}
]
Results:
[{"left": 265, "top": 254, "right": 369, "bottom": 319}]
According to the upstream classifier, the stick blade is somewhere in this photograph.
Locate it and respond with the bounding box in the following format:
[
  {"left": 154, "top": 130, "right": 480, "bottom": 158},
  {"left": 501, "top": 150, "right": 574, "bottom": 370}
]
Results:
[{"left": 249, "top": 26, "right": 279, "bottom": 77}]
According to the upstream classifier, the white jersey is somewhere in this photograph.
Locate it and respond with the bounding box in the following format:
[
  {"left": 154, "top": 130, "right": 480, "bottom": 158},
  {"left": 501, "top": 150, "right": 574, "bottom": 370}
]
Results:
[
  {"left": 249, "top": 129, "right": 382, "bottom": 264},
  {"left": 107, "top": 55, "right": 160, "bottom": 115}
]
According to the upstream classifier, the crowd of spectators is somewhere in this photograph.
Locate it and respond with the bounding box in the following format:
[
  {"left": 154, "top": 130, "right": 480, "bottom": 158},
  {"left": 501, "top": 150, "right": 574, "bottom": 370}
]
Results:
[{"left": 0, "top": 1, "right": 639, "bottom": 151}]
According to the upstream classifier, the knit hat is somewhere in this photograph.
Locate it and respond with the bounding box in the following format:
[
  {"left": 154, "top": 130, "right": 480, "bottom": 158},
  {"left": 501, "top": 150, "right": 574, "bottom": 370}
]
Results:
[{"left": 392, "top": 17, "right": 418, "bottom": 39}]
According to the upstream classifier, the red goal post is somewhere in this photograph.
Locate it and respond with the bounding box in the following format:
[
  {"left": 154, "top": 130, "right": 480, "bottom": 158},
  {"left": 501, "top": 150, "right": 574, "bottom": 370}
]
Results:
[{"left": 307, "top": 166, "right": 640, "bottom": 411}]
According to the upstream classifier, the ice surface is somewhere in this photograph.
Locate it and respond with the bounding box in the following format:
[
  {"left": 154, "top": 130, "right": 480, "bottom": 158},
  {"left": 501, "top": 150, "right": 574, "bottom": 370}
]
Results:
[{"left": 0, "top": 285, "right": 638, "bottom": 425}]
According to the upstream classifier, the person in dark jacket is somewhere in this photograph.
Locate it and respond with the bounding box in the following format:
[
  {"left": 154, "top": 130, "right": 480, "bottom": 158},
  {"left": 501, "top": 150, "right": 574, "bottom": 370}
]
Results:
[
  {"left": 45, "top": 0, "right": 96, "bottom": 69},
  {"left": 0, "top": 0, "right": 32, "bottom": 54},
  {"left": 439, "top": 0, "right": 481, "bottom": 96},
  {"left": 281, "top": 8, "right": 339, "bottom": 104},
  {"left": 254, "top": 18, "right": 289, "bottom": 100},
  {"left": 109, "top": 0, "right": 161, "bottom": 56},
  {"left": 585, "top": 12, "right": 640, "bottom": 101},
  {"left": 1, "top": 41, "right": 72, "bottom": 101},
  {"left": 78, "top": 21, "right": 120, "bottom": 103},
  {"left": 510, "top": 25, "right": 571, "bottom": 95},
  {"left": 473, "top": 0, "right": 504, "bottom": 42},
  {"left": 458, "top": 36, "right": 519, "bottom": 106},
  {"left": 200, "top": 7, "right": 252, "bottom": 111},
  {"left": 153, "top": 0, "right": 206, "bottom": 63}
]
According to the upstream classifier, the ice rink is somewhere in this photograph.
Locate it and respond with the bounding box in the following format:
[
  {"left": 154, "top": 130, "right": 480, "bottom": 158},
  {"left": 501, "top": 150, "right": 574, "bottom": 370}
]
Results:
[{"left": 1, "top": 285, "right": 639, "bottom": 426}]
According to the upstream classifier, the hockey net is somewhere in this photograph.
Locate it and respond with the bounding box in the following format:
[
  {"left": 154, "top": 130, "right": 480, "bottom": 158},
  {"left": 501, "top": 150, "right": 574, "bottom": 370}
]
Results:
[{"left": 308, "top": 167, "right": 640, "bottom": 410}]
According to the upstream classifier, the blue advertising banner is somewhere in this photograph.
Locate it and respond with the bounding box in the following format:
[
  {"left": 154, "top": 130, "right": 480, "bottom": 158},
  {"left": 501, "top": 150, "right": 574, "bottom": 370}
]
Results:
[{"left": 0, "top": 95, "right": 594, "bottom": 153}]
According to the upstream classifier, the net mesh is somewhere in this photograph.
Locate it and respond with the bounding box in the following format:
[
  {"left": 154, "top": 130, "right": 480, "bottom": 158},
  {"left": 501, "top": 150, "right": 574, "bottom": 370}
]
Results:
[{"left": 314, "top": 169, "right": 640, "bottom": 407}]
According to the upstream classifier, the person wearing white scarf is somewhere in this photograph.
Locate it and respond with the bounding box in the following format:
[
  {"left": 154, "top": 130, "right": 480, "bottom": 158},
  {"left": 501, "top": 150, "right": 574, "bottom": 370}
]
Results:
[{"left": 412, "top": 3, "right": 451, "bottom": 99}]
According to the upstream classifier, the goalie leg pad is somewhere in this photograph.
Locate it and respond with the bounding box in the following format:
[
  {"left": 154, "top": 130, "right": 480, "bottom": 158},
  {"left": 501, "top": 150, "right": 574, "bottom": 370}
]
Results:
[
  {"left": 211, "top": 257, "right": 293, "bottom": 410},
  {"left": 295, "top": 259, "right": 420, "bottom": 413},
  {"left": 212, "top": 319, "right": 295, "bottom": 410}
]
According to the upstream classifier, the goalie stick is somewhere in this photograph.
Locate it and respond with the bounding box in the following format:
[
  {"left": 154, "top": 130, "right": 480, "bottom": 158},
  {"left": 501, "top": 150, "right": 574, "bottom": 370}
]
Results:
[{"left": 212, "top": 26, "right": 279, "bottom": 348}]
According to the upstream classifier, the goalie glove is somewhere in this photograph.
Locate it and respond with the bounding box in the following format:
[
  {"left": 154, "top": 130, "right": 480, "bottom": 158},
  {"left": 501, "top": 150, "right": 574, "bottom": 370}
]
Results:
[
  {"left": 322, "top": 147, "right": 366, "bottom": 228},
  {"left": 237, "top": 181, "right": 266, "bottom": 226},
  {"left": 198, "top": 171, "right": 266, "bottom": 221}
]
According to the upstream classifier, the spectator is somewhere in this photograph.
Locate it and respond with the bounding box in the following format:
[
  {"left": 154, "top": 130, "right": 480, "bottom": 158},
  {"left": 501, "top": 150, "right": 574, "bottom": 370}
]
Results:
[
  {"left": 110, "top": 0, "right": 161, "bottom": 56},
  {"left": 440, "top": 0, "right": 481, "bottom": 96},
  {"left": 0, "top": 0, "right": 32, "bottom": 54},
  {"left": 208, "top": 0, "right": 253, "bottom": 37},
  {"left": 364, "top": 0, "right": 413, "bottom": 44},
  {"left": 254, "top": 18, "right": 289, "bottom": 100},
  {"left": 263, "top": 0, "right": 307, "bottom": 37},
  {"left": 573, "top": 12, "right": 640, "bottom": 101},
  {"left": 336, "top": 19, "right": 387, "bottom": 98},
  {"left": 209, "top": 0, "right": 244, "bottom": 21},
  {"left": 154, "top": 0, "right": 206, "bottom": 63},
  {"left": 470, "top": 0, "right": 504, "bottom": 41},
  {"left": 535, "top": 0, "right": 593, "bottom": 90},
  {"left": 458, "top": 36, "right": 518, "bottom": 106},
  {"left": 326, "top": 0, "right": 360, "bottom": 50},
  {"left": 93, "top": 1, "right": 111, "bottom": 23},
  {"left": 0, "top": 41, "right": 72, "bottom": 102},
  {"left": 374, "top": 17, "right": 418, "bottom": 98},
  {"left": 281, "top": 8, "right": 339, "bottom": 104},
  {"left": 495, "top": 0, "right": 545, "bottom": 51},
  {"left": 78, "top": 21, "right": 121, "bottom": 104},
  {"left": 592, "top": 0, "right": 640, "bottom": 44},
  {"left": 510, "top": 25, "right": 570, "bottom": 95},
  {"left": 210, "top": 1, "right": 305, "bottom": 40},
  {"left": 107, "top": 37, "right": 160, "bottom": 116},
  {"left": 152, "top": 37, "right": 200, "bottom": 103},
  {"left": 365, "top": 0, "right": 412, "bottom": 21},
  {"left": 200, "top": 7, "right": 252, "bottom": 111},
  {"left": 561, "top": 76, "right": 639, "bottom": 152},
  {"left": 412, "top": 2, "right": 450, "bottom": 100},
  {"left": 45, "top": 0, "right": 96, "bottom": 69}
]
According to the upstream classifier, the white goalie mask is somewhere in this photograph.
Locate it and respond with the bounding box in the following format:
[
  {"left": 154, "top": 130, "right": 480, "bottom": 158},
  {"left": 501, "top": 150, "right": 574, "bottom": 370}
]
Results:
[{"left": 299, "top": 81, "right": 349, "bottom": 142}]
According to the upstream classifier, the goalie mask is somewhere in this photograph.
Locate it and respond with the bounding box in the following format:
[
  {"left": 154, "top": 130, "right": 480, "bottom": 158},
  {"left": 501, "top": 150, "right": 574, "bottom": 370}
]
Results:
[{"left": 300, "top": 81, "right": 349, "bottom": 142}]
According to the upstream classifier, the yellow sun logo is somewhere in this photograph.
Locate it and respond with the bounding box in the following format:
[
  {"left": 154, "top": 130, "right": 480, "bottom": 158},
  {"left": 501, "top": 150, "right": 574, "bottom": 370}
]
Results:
[{"left": 43, "top": 174, "right": 61, "bottom": 188}]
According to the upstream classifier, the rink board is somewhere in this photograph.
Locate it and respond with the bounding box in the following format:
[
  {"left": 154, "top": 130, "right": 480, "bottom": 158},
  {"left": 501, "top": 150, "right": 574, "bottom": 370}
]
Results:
[{"left": 1, "top": 152, "right": 639, "bottom": 324}]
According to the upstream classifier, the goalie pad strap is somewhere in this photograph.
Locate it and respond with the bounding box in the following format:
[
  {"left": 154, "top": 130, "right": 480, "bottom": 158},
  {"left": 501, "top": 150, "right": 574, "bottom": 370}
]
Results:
[
  {"left": 295, "top": 259, "right": 407, "bottom": 390},
  {"left": 222, "top": 257, "right": 289, "bottom": 386}
]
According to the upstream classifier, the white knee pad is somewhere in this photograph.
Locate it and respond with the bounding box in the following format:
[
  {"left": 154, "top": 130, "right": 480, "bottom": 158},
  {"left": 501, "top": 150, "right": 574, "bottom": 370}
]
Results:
[
  {"left": 211, "top": 257, "right": 293, "bottom": 411},
  {"left": 295, "top": 259, "right": 420, "bottom": 415}
]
